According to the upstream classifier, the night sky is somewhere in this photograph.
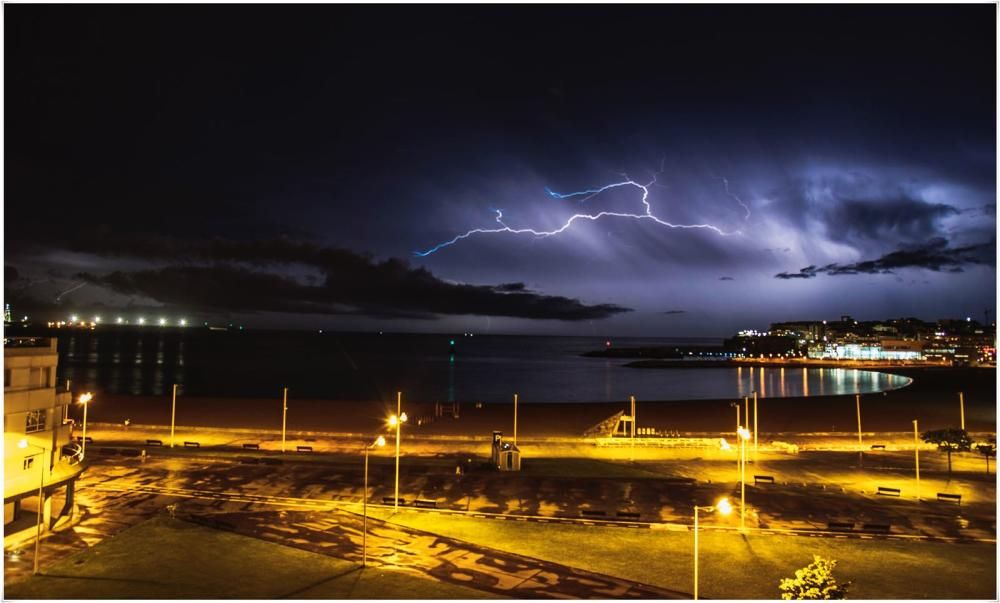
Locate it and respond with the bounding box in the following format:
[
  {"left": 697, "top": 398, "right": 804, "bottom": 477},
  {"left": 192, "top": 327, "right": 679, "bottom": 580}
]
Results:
[{"left": 5, "top": 5, "right": 996, "bottom": 336}]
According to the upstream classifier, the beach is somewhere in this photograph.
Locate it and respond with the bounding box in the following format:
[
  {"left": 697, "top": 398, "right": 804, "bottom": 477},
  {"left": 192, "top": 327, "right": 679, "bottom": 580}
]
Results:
[{"left": 74, "top": 366, "right": 995, "bottom": 438}]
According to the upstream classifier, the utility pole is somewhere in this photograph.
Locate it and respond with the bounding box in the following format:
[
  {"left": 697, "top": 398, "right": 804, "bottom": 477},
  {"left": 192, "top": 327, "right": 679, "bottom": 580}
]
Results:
[
  {"left": 630, "top": 395, "right": 636, "bottom": 462},
  {"left": 753, "top": 391, "right": 758, "bottom": 461}
]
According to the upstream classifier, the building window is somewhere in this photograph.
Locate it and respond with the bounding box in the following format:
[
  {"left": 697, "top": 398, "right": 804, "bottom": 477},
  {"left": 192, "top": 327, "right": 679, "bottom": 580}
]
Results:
[
  {"left": 25, "top": 409, "right": 47, "bottom": 433},
  {"left": 23, "top": 456, "right": 35, "bottom": 471}
]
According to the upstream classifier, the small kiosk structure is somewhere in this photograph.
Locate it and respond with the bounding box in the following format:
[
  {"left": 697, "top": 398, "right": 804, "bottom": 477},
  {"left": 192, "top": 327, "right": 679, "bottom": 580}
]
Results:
[{"left": 491, "top": 431, "right": 521, "bottom": 472}]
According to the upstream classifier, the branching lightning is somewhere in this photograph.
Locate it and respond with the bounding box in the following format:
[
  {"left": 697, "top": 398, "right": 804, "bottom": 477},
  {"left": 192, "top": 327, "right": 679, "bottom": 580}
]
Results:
[
  {"left": 415, "top": 174, "right": 740, "bottom": 257},
  {"left": 721, "top": 177, "right": 752, "bottom": 221}
]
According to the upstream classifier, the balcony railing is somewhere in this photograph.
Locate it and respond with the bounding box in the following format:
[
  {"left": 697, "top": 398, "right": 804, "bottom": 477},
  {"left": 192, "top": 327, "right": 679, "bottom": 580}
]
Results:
[{"left": 4, "top": 337, "right": 53, "bottom": 348}]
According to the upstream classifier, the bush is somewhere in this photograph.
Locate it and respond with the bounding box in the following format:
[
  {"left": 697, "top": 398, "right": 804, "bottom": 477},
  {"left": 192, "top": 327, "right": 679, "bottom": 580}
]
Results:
[{"left": 779, "top": 555, "right": 851, "bottom": 599}]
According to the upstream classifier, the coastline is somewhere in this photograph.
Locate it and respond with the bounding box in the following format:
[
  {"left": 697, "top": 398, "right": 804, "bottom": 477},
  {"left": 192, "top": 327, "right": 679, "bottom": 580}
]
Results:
[{"left": 72, "top": 367, "right": 995, "bottom": 438}]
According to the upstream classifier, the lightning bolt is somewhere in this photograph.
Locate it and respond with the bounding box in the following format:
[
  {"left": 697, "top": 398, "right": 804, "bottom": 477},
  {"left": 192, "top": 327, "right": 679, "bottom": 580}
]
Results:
[
  {"left": 721, "top": 177, "right": 752, "bottom": 221},
  {"left": 55, "top": 281, "right": 87, "bottom": 303},
  {"left": 415, "top": 174, "right": 739, "bottom": 257}
]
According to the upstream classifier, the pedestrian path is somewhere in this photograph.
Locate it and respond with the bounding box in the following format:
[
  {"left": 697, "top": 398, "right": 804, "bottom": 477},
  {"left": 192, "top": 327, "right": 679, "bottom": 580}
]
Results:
[{"left": 180, "top": 508, "right": 686, "bottom": 599}]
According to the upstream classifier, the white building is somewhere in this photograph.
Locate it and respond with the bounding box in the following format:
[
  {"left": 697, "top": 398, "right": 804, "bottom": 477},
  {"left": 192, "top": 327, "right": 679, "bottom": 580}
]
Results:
[{"left": 4, "top": 337, "right": 85, "bottom": 546}]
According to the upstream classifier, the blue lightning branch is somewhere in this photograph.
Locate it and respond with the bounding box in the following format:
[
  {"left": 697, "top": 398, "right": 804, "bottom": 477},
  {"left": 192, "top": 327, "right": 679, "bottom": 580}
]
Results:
[{"left": 415, "top": 174, "right": 739, "bottom": 257}]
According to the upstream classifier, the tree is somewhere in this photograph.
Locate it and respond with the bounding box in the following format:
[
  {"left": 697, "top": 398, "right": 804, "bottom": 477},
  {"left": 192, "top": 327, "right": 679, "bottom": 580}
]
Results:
[
  {"left": 921, "top": 428, "right": 972, "bottom": 474},
  {"left": 779, "top": 555, "right": 851, "bottom": 600},
  {"left": 976, "top": 437, "right": 996, "bottom": 474}
]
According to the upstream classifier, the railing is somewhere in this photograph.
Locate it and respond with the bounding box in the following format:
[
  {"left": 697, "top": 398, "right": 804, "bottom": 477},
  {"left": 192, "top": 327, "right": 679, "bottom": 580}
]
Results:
[{"left": 4, "top": 337, "right": 53, "bottom": 349}]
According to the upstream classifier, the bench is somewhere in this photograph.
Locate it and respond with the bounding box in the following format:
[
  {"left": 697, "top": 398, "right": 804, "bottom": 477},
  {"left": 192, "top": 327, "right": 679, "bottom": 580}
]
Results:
[
  {"left": 242, "top": 443, "right": 260, "bottom": 450},
  {"left": 146, "top": 439, "right": 163, "bottom": 446},
  {"left": 876, "top": 486, "right": 901, "bottom": 497},
  {"left": 383, "top": 497, "right": 407, "bottom": 506},
  {"left": 296, "top": 445, "right": 313, "bottom": 453},
  {"left": 413, "top": 499, "right": 438, "bottom": 509},
  {"left": 260, "top": 457, "right": 283, "bottom": 466},
  {"left": 183, "top": 441, "right": 200, "bottom": 448},
  {"left": 861, "top": 523, "right": 891, "bottom": 533},
  {"left": 76, "top": 436, "right": 94, "bottom": 443},
  {"left": 870, "top": 444, "right": 886, "bottom": 450},
  {"left": 828, "top": 521, "right": 855, "bottom": 531},
  {"left": 616, "top": 511, "right": 641, "bottom": 520},
  {"left": 238, "top": 457, "right": 260, "bottom": 464},
  {"left": 937, "top": 493, "right": 962, "bottom": 504},
  {"left": 754, "top": 475, "right": 775, "bottom": 484},
  {"left": 580, "top": 509, "right": 607, "bottom": 517}
]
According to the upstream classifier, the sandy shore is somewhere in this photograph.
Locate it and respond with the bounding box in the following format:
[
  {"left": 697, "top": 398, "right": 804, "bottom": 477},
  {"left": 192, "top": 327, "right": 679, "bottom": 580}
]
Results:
[{"left": 73, "top": 367, "right": 995, "bottom": 438}]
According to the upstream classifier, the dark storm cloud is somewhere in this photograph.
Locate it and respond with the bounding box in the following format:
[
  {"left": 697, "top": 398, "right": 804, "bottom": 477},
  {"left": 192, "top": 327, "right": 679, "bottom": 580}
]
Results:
[
  {"left": 774, "top": 266, "right": 820, "bottom": 280},
  {"left": 823, "top": 198, "right": 959, "bottom": 242},
  {"left": 662, "top": 309, "right": 686, "bottom": 315},
  {"left": 774, "top": 238, "right": 995, "bottom": 279},
  {"left": 72, "top": 238, "right": 631, "bottom": 321},
  {"left": 718, "top": 276, "right": 734, "bottom": 281}
]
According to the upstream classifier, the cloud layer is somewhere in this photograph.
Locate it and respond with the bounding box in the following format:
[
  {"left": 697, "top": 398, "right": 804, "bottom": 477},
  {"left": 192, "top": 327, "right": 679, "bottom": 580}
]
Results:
[
  {"left": 60, "top": 238, "right": 632, "bottom": 321},
  {"left": 775, "top": 238, "right": 995, "bottom": 279}
]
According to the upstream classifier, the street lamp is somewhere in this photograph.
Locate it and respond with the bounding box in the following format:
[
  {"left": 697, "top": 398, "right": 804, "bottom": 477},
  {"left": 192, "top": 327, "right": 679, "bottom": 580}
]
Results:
[
  {"left": 362, "top": 435, "right": 386, "bottom": 568},
  {"left": 17, "top": 439, "right": 47, "bottom": 575},
  {"left": 77, "top": 392, "right": 93, "bottom": 460},
  {"left": 913, "top": 419, "right": 920, "bottom": 501},
  {"left": 738, "top": 427, "right": 751, "bottom": 530},
  {"left": 388, "top": 391, "right": 407, "bottom": 513},
  {"left": 693, "top": 497, "right": 732, "bottom": 600}
]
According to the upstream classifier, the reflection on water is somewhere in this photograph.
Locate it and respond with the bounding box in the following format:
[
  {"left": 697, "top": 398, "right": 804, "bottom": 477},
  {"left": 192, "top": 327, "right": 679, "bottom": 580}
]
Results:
[
  {"left": 54, "top": 331, "right": 913, "bottom": 403},
  {"left": 733, "top": 366, "right": 907, "bottom": 400}
]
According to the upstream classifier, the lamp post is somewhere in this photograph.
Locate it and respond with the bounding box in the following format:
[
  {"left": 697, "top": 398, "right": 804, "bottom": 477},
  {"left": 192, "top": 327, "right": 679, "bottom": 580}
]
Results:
[
  {"left": 738, "top": 426, "right": 751, "bottom": 530},
  {"left": 77, "top": 392, "right": 93, "bottom": 460},
  {"left": 513, "top": 393, "right": 518, "bottom": 446},
  {"left": 18, "top": 439, "right": 46, "bottom": 575},
  {"left": 959, "top": 392, "right": 965, "bottom": 430},
  {"left": 362, "top": 435, "right": 386, "bottom": 568},
  {"left": 913, "top": 419, "right": 920, "bottom": 501},
  {"left": 630, "top": 395, "right": 636, "bottom": 462},
  {"left": 281, "top": 387, "right": 288, "bottom": 453},
  {"left": 752, "top": 391, "right": 758, "bottom": 462},
  {"left": 169, "top": 383, "right": 178, "bottom": 448},
  {"left": 693, "top": 497, "right": 732, "bottom": 600},
  {"left": 389, "top": 392, "right": 407, "bottom": 513}
]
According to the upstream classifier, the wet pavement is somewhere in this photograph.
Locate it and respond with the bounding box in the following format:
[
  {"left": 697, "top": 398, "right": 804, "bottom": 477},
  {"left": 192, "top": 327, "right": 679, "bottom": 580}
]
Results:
[{"left": 5, "top": 450, "right": 995, "bottom": 595}]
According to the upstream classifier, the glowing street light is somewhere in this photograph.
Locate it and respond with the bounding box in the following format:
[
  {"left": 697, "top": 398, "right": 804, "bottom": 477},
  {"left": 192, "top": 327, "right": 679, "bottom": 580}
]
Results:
[
  {"left": 388, "top": 391, "right": 407, "bottom": 512},
  {"left": 17, "top": 439, "right": 47, "bottom": 575},
  {"left": 116, "top": 317, "right": 124, "bottom": 324},
  {"left": 158, "top": 318, "right": 166, "bottom": 326},
  {"left": 179, "top": 319, "right": 187, "bottom": 327},
  {"left": 694, "top": 497, "right": 732, "bottom": 600},
  {"left": 77, "top": 393, "right": 93, "bottom": 460},
  {"left": 94, "top": 316, "right": 101, "bottom": 324},
  {"left": 70, "top": 315, "right": 78, "bottom": 323},
  {"left": 362, "top": 435, "right": 387, "bottom": 568},
  {"left": 138, "top": 317, "right": 146, "bottom": 325}
]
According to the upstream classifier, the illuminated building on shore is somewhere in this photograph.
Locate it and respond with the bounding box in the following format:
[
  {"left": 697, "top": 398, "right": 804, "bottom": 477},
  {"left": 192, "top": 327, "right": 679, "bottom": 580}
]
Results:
[
  {"left": 4, "top": 337, "right": 85, "bottom": 546},
  {"left": 807, "top": 338, "right": 923, "bottom": 361}
]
